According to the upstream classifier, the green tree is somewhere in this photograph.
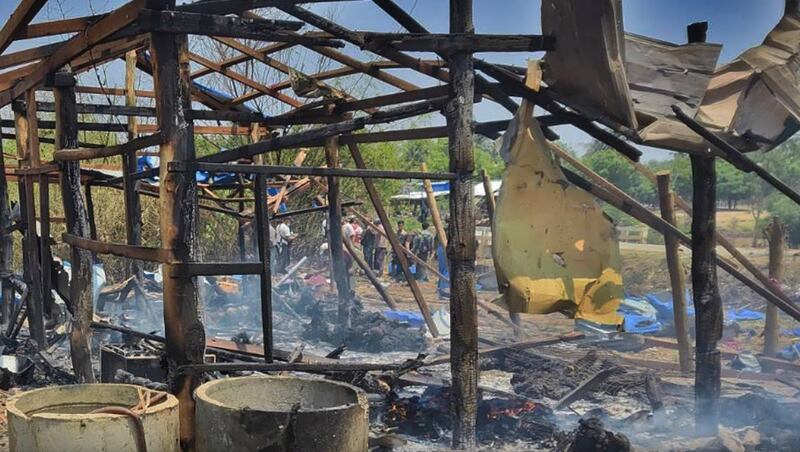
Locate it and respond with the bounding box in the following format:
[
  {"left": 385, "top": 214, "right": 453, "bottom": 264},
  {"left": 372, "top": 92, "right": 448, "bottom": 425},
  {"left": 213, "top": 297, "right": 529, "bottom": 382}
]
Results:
[{"left": 581, "top": 148, "right": 657, "bottom": 205}]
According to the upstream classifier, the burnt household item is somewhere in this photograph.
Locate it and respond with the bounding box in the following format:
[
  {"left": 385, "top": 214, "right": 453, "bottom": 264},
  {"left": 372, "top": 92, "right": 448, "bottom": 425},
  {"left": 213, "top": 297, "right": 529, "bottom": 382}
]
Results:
[
  {"left": 7, "top": 384, "right": 179, "bottom": 452},
  {"left": 0, "top": 355, "right": 33, "bottom": 389},
  {"left": 195, "top": 376, "right": 368, "bottom": 452},
  {"left": 100, "top": 344, "right": 167, "bottom": 384}
]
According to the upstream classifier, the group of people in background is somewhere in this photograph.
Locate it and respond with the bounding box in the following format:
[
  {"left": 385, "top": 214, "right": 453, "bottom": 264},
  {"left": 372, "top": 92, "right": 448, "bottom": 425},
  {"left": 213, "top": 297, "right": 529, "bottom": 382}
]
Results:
[
  {"left": 360, "top": 218, "right": 435, "bottom": 281},
  {"left": 266, "top": 213, "right": 438, "bottom": 286}
]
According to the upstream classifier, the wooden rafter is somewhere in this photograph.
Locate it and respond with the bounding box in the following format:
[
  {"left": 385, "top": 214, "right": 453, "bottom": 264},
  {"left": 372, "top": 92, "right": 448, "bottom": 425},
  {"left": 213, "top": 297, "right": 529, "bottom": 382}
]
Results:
[
  {"left": 0, "top": 0, "right": 48, "bottom": 54},
  {"left": 188, "top": 51, "right": 303, "bottom": 108},
  {"left": 0, "top": 0, "right": 147, "bottom": 107},
  {"left": 16, "top": 14, "right": 105, "bottom": 40}
]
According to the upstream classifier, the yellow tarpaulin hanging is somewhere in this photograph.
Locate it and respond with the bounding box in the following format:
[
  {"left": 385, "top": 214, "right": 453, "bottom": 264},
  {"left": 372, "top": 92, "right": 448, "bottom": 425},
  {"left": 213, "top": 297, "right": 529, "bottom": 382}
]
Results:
[{"left": 492, "top": 67, "right": 624, "bottom": 326}]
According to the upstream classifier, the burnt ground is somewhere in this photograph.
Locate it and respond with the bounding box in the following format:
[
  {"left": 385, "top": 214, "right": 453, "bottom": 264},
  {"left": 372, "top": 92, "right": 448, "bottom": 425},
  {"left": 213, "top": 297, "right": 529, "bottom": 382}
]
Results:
[{"left": 1, "top": 245, "right": 798, "bottom": 451}]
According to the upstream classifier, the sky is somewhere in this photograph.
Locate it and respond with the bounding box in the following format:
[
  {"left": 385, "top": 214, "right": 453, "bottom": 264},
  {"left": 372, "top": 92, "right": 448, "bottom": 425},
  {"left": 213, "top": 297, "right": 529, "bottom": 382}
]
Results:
[{"left": 0, "top": 0, "right": 789, "bottom": 160}]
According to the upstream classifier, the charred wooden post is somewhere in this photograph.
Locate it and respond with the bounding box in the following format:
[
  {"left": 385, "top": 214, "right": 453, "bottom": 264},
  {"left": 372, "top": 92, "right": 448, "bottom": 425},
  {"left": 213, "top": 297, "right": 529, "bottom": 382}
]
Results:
[
  {"left": 690, "top": 154, "right": 722, "bottom": 437},
  {"left": 150, "top": 16, "right": 205, "bottom": 450},
  {"left": 325, "top": 135, "right": 351, "bottom": 328},
  {"left": 448, "top": 0, "right": 478, "bottom": 448},
  {"left": 420, "top": 162, "right": 448, "bottom": 249},
  {"left": 763, "top": 217, "right": 786, "bottom": 358},
  {"left": 38, "top": 167, "right": 52, "bottom": 320},
  {"left": 84, "top": 182, "right": 98, "bottom": 240},
  {"left": 656, "top": 172, "right": 691, "bottom": 374},
  {"left": 54, "top": 68, "right": 94, "bottom": 383},
  {"left": 13, "top": 95, "right": 45, "bottom": 348},
  {"left": 123, "top": 50, "right": 144, "bottom": 292},
  {"left": 0, "top": 134, "right": 12, "bottom": 326},
  {"left": 253, "top": 174, "right": 273, "bottom": 362}
]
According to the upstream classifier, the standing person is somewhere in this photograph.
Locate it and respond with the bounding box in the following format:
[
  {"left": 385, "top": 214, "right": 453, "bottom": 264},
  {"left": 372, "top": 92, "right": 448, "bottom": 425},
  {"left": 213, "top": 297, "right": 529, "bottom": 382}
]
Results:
[
  {"left": 390, "top": 220, "right": 408, "bottom": 277},
  {"left": 342, "top": 217, "right": 355, "bottom": 241},
  {"left": 413, "top": 222, "right": 434, "bottom": 281},
  {"left": 269, "top": 222, "right": 278, "bottom": 274},
  {"left": 361, "top": 222, "right": 375, "bottom": 274},
  {"left": 276, "top": 218, "right": 296, "bottom": 274},
  {"left": 373, "top": 219, "right": 388, "bottom": 276},
  {"left": 350, "top": 217, "right": 363, "bottom": 245}
]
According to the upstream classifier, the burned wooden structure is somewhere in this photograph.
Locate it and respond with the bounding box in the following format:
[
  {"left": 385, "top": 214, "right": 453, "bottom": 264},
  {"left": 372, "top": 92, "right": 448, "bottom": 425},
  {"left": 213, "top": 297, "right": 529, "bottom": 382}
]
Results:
[{"left": 0, "top": 0, "right": 798, "bottom": 448}]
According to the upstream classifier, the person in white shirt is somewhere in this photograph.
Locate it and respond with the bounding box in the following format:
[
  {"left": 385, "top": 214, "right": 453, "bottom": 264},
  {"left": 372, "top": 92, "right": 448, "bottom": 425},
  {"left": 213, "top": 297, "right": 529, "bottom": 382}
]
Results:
[{"left": 276, "top": 218, "right": 296, "bottom": 273}]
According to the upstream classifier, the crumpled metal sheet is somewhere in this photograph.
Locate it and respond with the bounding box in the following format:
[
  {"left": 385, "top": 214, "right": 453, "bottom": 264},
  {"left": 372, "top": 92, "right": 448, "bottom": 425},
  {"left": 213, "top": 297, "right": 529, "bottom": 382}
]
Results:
[
  {"left": 492, "top": 95, "right": 623, "bottom": 326},
  {"left": 624, "top": 33, "right": 722, "bottom": 126},
  {"left": 642, "top": 11, "right": 800, "bottom": 153},
  {"left": 541, "top": 0, "right": 638, "bottom": 130}
]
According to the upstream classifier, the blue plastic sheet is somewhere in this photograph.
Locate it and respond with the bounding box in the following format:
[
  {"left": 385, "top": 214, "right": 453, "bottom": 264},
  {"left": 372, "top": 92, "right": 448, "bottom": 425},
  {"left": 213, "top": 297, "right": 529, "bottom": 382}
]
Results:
[
  {"left": 725, "top": 308, "right": 764, "bottom": 322},
  {"left": 383, "top": 310, "right": 425, "bottom": 327},
  {"left": 644, "top": 291, "right": 695, "bottom": 321},
  {"left": 436, "top": 244, "right": 449, "bottom": 297}
]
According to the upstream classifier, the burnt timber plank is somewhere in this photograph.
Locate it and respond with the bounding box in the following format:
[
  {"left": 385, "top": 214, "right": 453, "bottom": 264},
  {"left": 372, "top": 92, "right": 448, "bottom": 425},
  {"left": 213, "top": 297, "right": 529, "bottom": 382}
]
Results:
[
  {"left": 17, "top": 15, "right": 106, "bottom": 40},
  {"left": 177, "top": 0, "right": 359, "bottom": 15},
  {"left": 62, "top": 233, "right": 172, "bottom": 262},
  {"left": 361, "top": 32, "right": 555, "bottom": 53},
  {"left": 169, "top": 162, "right": 456, "bottom": 181},
  {"left": 53, "top": 133, "right": 162, "bottom": 161}
]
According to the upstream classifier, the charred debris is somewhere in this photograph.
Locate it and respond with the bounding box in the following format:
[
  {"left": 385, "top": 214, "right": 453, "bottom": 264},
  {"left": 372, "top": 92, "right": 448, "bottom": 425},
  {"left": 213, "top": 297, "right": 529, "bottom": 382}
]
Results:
[{"left": 0, "top": 0, "right": 797, "bottom": 450}]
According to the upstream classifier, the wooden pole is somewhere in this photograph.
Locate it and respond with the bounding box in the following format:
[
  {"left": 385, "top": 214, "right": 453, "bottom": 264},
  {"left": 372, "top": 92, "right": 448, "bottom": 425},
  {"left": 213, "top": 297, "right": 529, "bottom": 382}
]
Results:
[
  {"left": 151, "top": 20, "right": 205, "bottom": 450},
  {"left": 421, "top": 162, "right": 447, "bottom": 248},
  {"left": 253, "top": 174, "right": 273, "bottom": 362},
  {"left": 0, "top": 133, "right": 12, "bottom": 326},
  {"left": 54, "top": 68, "right": 95, "bottom": 383},
  {"left": 763, "top": 217, "right": 785, "bottom": 358},
  {"left": 346, "top": 142, "right": 439, "bottom": 336},
  {"left": 14, "top": 94, "right": 45, "bottom": 348},
  {"left": 656, "top": 172, "right": 692, "bottom": 374},
  {"left": 690, "top": 154, "right": 722, "bottom": 437},
  {"left": 325, "top": 135, "right": 351, "bottom": 328},
  {"left": 123, "top": 49, "right": 144, "bottom": 288},
  {"left": 448, "top": 0, "right": 478, "bottom": 448},
  {"left": 481, "top": 168, "right": 495, "bottom": 221},
  {"left": 84, "top": 182, "right": 98, "bottom": 240}
]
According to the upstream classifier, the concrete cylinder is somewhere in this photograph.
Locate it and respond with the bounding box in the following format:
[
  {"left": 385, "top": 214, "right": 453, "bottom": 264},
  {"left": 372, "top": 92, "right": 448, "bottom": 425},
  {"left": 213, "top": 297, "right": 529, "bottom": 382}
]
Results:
[
  {"left": 195, "top": 375, "right": 368, "bottom": 452},
  {"left": 7, "top": 384, "right": 179, "bottom": 452}
]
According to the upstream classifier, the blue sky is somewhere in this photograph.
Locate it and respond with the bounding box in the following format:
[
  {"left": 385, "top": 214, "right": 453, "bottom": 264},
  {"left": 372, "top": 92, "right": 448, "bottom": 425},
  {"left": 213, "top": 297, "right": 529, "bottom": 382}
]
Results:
[{"left": 0, "top": 0, "right": 789, "bottom": 159}]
